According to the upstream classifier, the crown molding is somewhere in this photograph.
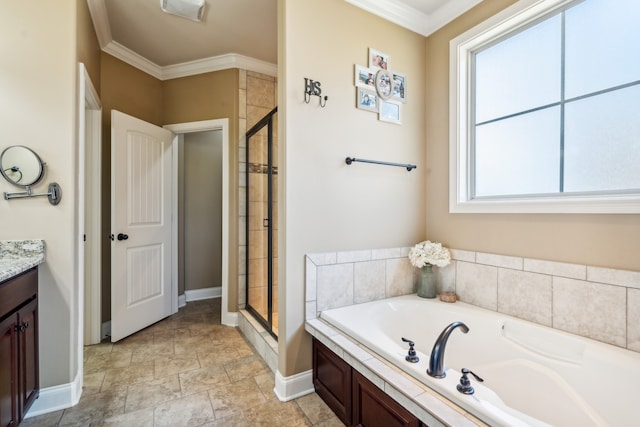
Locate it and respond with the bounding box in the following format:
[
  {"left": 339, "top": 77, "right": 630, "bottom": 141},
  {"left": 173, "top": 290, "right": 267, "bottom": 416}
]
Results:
[
  {"left": 344, "top": 0, "right": 483, "bottom": 36},
  {"left": 161, "top": 54, "right": 277, "bottom": 80},
  {"left": 87, "top": 0, "right": 111, "bottom": 48},
  {"left": 87, "top": 0, "right": 277, "bottom": 80}
]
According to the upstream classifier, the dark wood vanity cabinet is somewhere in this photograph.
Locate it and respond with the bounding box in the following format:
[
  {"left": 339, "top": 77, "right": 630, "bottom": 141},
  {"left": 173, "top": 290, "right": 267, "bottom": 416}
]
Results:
[
  {"left": 352, "top": 370, "right": 420, "bottom": 427},
  {"left": 313, "top": 337, "right": 352, "bottom": 425},
  {"left": 313, "top": 338, "right": 425, "bottom": 427},
  {"left": 0, "top": 268, "right": 39, "bottom": 427}
]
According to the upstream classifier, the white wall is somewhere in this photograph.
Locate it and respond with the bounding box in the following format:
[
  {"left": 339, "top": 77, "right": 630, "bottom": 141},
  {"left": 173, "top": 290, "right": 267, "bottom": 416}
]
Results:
[
  {"left": 278, "top": 0, "right": 427, "bottom": 376},
  {"left": 0, "top": 3, "right": 79, "bottom": 388}
]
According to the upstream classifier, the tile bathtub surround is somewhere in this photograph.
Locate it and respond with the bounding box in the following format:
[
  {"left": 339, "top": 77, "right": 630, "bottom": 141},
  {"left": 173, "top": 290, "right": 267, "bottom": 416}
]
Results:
[
  {"left": 306, "top": 247, "right": 423, "bottom": 318},
  {"left": 305, "top": 247, "right": 640, "bottom": 352}
]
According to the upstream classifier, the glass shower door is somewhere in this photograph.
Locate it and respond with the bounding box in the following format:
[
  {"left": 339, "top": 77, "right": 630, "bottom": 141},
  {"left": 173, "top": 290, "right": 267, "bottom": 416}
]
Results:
[{"left": 246, "top": 107, "right": 278, "bottom": 337}]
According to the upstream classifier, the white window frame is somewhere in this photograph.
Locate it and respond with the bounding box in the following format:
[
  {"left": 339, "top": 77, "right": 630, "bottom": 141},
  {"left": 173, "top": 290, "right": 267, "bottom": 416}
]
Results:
[{"left": 449, "top": 0, "right": 640, "bottom": 214}]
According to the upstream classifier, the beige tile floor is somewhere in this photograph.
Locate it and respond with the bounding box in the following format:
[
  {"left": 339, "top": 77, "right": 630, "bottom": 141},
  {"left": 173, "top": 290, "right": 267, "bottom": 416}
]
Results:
[{"left": 23, "top": 299, "right": 344, "bottom": 427}]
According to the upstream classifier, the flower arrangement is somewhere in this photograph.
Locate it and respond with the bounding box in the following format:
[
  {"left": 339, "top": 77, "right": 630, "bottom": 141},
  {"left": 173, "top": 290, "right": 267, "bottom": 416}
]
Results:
[{"left": 408, "top": 240, "right": 451, "bottom": 268}]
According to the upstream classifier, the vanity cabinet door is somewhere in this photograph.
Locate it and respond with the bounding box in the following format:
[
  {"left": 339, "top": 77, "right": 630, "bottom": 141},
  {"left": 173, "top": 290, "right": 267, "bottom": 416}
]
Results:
[
  {"left": 16, "top": 299, "right": 38, "bottom": 417},
  {"left": 0, "top": 267, "right": 38, "bottom": 426},
  {"left": 312, "top": 338, "right": 352, "bottom": 426},
  {"left": 0, "top": 314, "right": 19, "bottom": 427},
  {"left": 352, "top": 370, "right": 420, "bottom": 427}
]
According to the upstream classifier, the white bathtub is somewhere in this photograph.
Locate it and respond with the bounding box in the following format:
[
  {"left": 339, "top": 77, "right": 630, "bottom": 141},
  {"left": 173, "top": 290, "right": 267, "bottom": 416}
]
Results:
[{"left": 320, "top": 294, "right": 640, "bottom": 427}]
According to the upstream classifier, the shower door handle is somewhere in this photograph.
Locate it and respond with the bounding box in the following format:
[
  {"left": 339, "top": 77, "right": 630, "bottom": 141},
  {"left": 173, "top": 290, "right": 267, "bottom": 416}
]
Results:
[{"left": 263, "top": 218, "right": 269, "bottom": 228}]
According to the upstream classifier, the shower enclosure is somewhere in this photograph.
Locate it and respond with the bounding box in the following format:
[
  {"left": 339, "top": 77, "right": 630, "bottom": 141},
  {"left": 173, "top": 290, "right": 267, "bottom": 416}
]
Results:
[{"left": 245, "top": 107, "right": 278, "bottom": 337}]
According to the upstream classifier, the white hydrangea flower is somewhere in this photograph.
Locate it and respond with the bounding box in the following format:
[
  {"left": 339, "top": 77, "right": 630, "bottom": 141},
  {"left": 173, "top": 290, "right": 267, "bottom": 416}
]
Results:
[{"left": 408, "top": 240, "right": 451, "bottom": 268}]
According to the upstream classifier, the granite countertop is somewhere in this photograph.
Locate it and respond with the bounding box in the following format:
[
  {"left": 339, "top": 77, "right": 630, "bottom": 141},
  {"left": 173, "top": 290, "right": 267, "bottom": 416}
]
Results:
[{"left": 0, "top": 240, "right": 45, "bottom": 282}]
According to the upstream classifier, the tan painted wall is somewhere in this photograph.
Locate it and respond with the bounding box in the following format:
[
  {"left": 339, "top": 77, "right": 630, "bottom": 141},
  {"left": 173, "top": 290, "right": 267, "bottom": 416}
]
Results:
[
  {"left": 164, "top": 70, "right": 240, "bottom": 313},
  {"left": 183, "top": 131, "right": 223, "bottom": 291},
  {"left": 76, "top": 0, "right": 101, "bottom": 86},
  {"left": 279, "top": 0, "right": 427, "bottom": 376},
  {"left": 425, "top": 1, "right": 640, "bottom": 271}
]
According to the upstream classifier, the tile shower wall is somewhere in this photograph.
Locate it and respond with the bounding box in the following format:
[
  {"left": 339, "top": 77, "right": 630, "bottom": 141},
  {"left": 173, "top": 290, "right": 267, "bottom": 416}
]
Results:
[
  {"left": 306, "top": 247, "right": 640, "bottom": 353},
  {"left": 238, "top": 70, "right": 278, "bottom": 311}
]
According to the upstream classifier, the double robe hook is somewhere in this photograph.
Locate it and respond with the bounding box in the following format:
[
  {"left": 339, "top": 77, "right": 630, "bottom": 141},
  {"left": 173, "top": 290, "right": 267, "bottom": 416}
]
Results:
[{"left": 304, "top": 77, "right": 328, "bottom": 107}]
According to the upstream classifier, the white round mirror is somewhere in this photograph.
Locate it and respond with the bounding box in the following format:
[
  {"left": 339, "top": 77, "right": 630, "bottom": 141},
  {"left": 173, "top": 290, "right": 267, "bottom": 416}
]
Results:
[{"left": 0, "top": 145, "right": 45, "bottom": 187}]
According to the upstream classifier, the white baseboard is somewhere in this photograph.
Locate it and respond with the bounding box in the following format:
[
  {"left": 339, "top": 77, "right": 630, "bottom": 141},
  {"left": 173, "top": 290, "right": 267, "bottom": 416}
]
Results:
[
  {"left": 101, "top": 320, "right": 111, "bottom": 340},
  {"left": 222, "top": 310, "right": 238, "bottom": 327},
  {"left": 178, "top": 293, "right": 187, "bottom": 308},
  {"left": 25, "top": 369, "right": 82, "bottom": 418},
  {"left": 273, "top": 369, "right": 314, "bottom": 402},
  {"left": 185, "top": 286, "right": 221, "bottom": 302}
]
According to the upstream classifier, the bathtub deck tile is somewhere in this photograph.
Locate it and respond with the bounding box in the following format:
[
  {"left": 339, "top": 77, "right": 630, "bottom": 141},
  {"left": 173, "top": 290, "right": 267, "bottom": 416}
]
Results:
[
  {"left": 305, "top": 319, "right": 338, "bottom": 338},
  {"left": 413, "top": 391, "right": 481, "bottom": 427},
  {"left": 382, "top": 373, "right": 426, "bottom": 400},
  {"left": 348, "top": 359, "right": 386, "bottom": 391},
  {"left": 329, "top": 335, "right": 373, "bottom": 362},
  {"left": 384, "top": 386, "right": 447, "bottom": 427},
  {"left": 360, "top": 357, "right": 423, "bottom": 397},
  {"left": 313, "top": 331, "right": 345, "bottom": 359}
]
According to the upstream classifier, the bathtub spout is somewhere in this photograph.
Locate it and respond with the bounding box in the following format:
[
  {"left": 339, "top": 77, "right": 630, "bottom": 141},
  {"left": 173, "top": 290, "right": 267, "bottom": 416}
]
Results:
[{"left": 427, "top": 321, "right": 469, "bottom": 378}]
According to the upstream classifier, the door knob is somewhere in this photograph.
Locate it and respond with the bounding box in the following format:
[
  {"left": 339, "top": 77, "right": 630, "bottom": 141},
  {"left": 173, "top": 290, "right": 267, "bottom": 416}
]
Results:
[{"left": 117, "top": 233, "right": 129, "bottom": 241}]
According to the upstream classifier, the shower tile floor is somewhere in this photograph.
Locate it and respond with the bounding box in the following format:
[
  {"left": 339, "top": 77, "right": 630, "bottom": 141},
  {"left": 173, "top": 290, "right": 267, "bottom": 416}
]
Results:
[{"left": 23, "top": 299, "right": 343, "bottom": 426}]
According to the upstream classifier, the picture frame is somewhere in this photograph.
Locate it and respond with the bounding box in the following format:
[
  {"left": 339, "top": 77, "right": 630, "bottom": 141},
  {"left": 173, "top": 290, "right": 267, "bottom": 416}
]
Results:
[
  {"left": 354, "top": 65, "right": 377, "bottom": 89},
  {"left": 379, "top": 100, "right": 401, "bottom": 124},
  {"left": 375, "top": 69, "right": 393, "bottom": 100},
  {"left": 356, "top": 87, "right": 378, "bottom": 113},
  {"left": 391, "top": 71, "right": 407, "bottom": 103},
  {"left": 368, "top": 48, "right": 390, "bottom": 70}
]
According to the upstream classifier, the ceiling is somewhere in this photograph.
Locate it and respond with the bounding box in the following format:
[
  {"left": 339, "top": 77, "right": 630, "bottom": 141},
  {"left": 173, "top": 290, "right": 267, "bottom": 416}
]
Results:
[{"left": 88, "top": 0, "right": 481, "bottom": 80}]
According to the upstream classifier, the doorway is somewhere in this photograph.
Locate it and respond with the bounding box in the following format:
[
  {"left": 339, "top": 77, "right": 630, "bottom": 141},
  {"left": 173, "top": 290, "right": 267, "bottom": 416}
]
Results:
[
  {"left": 165, "top": 119, "right": 232, "bottom": 325},
  {"left": 245, "top": 107, "right": 278, "bottom": 337},
  {"left": 181, "top": 130, "right": 223, "bottom": 303}
]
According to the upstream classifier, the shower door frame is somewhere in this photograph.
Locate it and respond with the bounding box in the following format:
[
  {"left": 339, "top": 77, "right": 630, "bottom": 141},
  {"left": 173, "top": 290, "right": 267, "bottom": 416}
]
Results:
[{"left": 245, "top": 106, "right": 278, "bottom": 338}]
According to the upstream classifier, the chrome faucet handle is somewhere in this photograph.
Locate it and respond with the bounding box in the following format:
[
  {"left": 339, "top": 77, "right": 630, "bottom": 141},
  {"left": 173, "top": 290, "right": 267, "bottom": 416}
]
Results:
[
  {"left": 457, "top": 368, "right": 484, "bottom": 395},
  {"left": 401, "top": 337, "right": 419, "bottom": 363}
]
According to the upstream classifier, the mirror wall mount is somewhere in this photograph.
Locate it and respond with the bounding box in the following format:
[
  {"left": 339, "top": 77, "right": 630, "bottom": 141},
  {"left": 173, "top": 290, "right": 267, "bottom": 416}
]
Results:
[
  {"left": 1, "top": 145, "right": 62, "bottom": 205},
  {"left": 4, "top": 183, "right": 62, "bottom": 205}
]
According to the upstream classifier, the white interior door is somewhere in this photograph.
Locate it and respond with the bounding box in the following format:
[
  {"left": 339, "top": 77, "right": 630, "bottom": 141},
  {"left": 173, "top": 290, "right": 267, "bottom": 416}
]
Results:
[{"left": 111, "top": 110, "right": 175, "bottom": 342}]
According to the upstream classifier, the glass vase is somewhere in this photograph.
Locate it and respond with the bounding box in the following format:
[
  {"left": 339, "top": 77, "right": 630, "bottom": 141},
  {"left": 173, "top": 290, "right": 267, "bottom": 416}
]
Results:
[{"left": 417, "top": 264, "right": 437, "bottom": 298}]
